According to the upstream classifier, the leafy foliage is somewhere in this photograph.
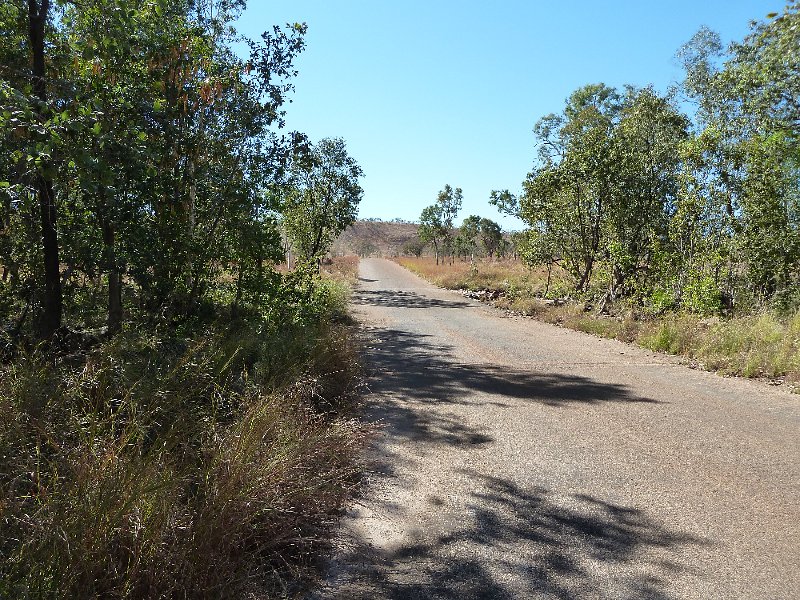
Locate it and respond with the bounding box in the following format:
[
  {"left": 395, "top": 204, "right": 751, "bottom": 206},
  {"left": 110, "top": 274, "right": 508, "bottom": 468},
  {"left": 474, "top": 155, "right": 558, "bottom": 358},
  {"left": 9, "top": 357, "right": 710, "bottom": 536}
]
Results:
[
  {"left": 283, "top": 137, "right": 364, "bottom": 263},
  {"left": 0, "top": 0, "right": 345, "bottom": 338},
  {"left": 505, "top": 5, "right": 800, "bottom": 315},
  {"left": 418, "top": 184, "right": 462, "bottom": 264}
]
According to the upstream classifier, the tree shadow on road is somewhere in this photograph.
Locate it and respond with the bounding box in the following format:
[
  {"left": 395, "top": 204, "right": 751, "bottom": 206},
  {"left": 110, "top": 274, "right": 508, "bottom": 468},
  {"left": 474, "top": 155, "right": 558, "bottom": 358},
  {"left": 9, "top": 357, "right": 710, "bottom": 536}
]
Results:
[
  {"left": 354, "top": 289, "right": 473, "bottom": 310},
  {"left": 313, "top": 323, "right": 687, "bottom": 598},
  {"left": 318, "top": 471, "right": 708, "bottom": 599},
  {"left": 355, "top": 326, "right": 662, "bottom": 479},
  {"left": 362, "top": 327, "right": 661, "bottom": 409}
]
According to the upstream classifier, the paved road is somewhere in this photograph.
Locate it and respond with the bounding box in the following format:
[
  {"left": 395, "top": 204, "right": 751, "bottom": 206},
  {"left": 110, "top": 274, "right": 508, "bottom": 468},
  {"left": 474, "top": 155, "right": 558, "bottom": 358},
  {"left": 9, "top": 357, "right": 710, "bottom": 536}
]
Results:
[{"left": 315, "top": 258, "right": 799, "bottom": 599}]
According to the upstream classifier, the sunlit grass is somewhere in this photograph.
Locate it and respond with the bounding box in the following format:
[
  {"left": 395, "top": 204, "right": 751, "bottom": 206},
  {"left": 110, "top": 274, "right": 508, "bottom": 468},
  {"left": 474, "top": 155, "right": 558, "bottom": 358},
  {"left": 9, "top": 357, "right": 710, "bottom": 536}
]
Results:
[
  {"left": 395, "top": 256, "right": 569, "bottom": 297},
  {"left": 642, "top": 311, "right": 800, "bottom": 381},
  {"left": 323, "top": 255, "right": 360, "bottom": 284}
]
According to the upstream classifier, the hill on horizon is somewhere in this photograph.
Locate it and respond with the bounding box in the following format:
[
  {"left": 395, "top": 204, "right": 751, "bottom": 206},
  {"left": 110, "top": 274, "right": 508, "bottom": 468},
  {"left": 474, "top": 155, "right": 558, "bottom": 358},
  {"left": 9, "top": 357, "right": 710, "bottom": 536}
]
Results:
[{"left": 332, "top": 219, "right": 422, "bottom": 257}]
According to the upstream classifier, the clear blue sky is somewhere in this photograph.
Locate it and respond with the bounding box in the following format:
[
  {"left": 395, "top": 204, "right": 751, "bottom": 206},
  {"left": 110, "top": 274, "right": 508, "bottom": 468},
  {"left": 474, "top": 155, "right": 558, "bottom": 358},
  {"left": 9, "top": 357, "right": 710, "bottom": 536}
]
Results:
[{"left": 236, "top": 1, "right": 772, "bottom": 230}]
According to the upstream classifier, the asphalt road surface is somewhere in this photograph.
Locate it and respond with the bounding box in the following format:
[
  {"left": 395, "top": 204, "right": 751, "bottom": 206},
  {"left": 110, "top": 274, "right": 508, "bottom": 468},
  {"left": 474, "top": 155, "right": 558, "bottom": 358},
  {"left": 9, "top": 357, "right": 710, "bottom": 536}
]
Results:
[{"left": 313, "top": 258, "right": 799, "bottom": 600}]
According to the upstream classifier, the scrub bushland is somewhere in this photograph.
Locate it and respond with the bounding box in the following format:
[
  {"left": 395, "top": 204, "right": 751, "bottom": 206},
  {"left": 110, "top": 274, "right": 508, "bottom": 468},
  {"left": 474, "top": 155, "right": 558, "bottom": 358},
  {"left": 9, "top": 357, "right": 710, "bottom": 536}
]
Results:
[{"left": 0, "top": 258, "right": 368, "bottom": 599}]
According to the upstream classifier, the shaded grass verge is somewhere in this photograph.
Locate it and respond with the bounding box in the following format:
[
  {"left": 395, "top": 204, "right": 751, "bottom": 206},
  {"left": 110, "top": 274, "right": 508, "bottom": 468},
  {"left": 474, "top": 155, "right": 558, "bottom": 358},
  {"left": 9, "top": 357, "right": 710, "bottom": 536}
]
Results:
[{"left": 0, "top": 273, "right": 368, "bottom": 598}]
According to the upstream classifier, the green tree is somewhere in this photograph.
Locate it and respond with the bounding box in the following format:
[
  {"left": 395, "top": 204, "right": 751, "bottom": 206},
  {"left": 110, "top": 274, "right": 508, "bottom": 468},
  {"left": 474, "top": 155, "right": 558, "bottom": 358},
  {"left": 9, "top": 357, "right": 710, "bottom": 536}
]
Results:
[
  {"left": 283, "top": 137, "right": 364, "bottom": 263},
  {"left": 458, "top": 214, "right": 481, "bottom": 260},
  {"left": 478, "top": 217, "right": 503, "bottom": 258},
  {"left": 401, "top": 237, "right": 425, "bottom": 257},
  {"left": 28, "top": 0, "right": 61, "bottom": 337},
  {"left": 418, "top": 204, "right": 444, "bottom": 264},
  {"left": 458, "top": 215, "right": 504, "bottom": 260},
  {"left": 418, "top": 184, "right": 462, "bottom": 265},
  {"left": 521, "top": 84, "right": 620, "bottom": 292},
  {"left": 517, "top": 84, "right": 690, "bottom": 304},
  {"left": 679, "top": 5, "right": 800, "bottom": 307},
  {"left": 438, "top": 184, "right": 462, "bottom": 263},
  {"left": 603, "top": 87, "right": 689, "bottom": 300}
]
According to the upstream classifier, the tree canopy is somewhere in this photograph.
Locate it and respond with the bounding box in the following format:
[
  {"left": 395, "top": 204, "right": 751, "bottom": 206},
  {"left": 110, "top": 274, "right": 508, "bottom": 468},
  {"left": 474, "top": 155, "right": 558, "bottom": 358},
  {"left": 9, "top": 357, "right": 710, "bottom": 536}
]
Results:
[
  {"left": 502, "top": 4, "right": 800, "bottom": 314},
  {"left": 0, "top": 0, "right": 362, "bottom": 340},
  {"left": 283, "top": 137, "right": 364, "bottom": 263},
  {"left": 418, "top": 184, "right": 462, "bottom": 264}
]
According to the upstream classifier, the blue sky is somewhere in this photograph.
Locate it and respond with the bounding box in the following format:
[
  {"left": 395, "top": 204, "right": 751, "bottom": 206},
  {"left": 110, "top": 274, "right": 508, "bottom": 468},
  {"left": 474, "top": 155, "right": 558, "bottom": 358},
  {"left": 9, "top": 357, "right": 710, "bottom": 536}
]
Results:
[{"left": 236, "top": 1, "right": 772, "bottom": 230}]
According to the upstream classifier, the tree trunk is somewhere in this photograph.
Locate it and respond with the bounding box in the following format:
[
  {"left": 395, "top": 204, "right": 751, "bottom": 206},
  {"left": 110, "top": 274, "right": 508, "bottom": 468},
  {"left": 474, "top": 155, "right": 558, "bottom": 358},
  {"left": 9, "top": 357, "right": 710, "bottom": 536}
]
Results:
[
  {"left": 2, "top": 189, "right": 10, "bottom": 283},
  {"left": 185, "top": 161, "right": 196, "bottom": 291},
  {"left": 544, "top": 263, "right": 552, "bottom": 297},
  {"left": 102, "top": 220, "right": 122, "bottom": 334},
  {"left": 256, "top": 245, "right": 264, "bottom": 304},
  {"left": 576, "top": 253, "right": 595, "bottom": 293},
  {"left": 232, "top": 262, "right": 245, "bottom": 318},
  {"left": 29, "top": 0, "right": 62, "bottom": 338}
]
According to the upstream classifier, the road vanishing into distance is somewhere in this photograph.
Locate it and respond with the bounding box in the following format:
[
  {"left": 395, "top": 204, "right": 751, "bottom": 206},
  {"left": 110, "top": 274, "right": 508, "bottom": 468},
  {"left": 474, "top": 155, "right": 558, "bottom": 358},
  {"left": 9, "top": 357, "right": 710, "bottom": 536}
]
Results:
[{"left": 313, "top": 258, "right": 799, "bottom": 600}]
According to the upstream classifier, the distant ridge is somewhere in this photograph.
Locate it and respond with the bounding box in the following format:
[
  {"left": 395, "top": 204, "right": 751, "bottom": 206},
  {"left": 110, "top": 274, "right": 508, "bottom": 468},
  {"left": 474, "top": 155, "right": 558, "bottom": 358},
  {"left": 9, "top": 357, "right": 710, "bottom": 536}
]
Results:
[{"left": 332, "top": 219, "right": 423, "bottom": 257}]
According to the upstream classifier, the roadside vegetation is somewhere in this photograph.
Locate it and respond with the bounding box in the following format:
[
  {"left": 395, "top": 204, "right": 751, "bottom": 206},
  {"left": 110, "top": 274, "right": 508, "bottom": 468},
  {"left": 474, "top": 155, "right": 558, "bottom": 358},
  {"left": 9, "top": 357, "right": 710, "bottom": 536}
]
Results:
[
  {"left": 400, "top": 6, "right": 799, "bottom": 391},
  {"left": 1, "top": 1, "right": 366, "bottom": 597},
  {"left": 0, "top": 268, "right": 366, "bottom": 597},
  {"left": 397, "top": 256, "right": 800, "bottom": 390}
]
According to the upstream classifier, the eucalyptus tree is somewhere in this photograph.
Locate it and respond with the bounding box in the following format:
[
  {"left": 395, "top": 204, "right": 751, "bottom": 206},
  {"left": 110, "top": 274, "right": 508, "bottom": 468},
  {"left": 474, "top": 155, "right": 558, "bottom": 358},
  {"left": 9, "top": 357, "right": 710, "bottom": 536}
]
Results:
[
  {"left": 678, "top": 4, "right": 800, "bottom": 306},
  {"left": 0, "top": 3, "right": 35, "bottom": 300},
  {"left": 439, "top": 185, "right": 462, "bottom": 263},
  {"left": 724, "top": 5, "right": 800, "bottom": 303},
  {"left": 418, "top": 184, "right": 462, "bottom": 265},
  {"left": 283, "top": 137, "right": 364, "bottom": 263},
  {"left": 136, "top": 3, "right": 306, "bottom": 311},
  {"left": 56, "top": 1, "right": 166, "bottom": 332},
  {"left": 604, "top": 87, "right": 689, "bottom": 300},
  {"left": 0, "top": 0, "right": 66, "bottom": 337},
  {"left": 418, "top": 205, "right": 444, "bottom": 264},
  {"left": 457, "top": 215, "right": 481, "bottom": 260},
  {"left": 478, "top": 217, "right": 503, "bottom": 258},
  {"left": 517, "top": 84, "right": 690, "bottom": 301},
  {"left": 457, "top": 215, "right": 503, "bottom": 259},
  {"left": 521, "top": 84, "right": 620, "bottom": 292}
]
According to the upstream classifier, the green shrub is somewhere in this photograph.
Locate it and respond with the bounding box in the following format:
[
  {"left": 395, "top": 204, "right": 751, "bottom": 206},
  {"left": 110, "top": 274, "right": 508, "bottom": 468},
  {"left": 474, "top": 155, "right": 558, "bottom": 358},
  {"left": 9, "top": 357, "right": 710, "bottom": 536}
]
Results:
[
  {"left": 648, "top": 286, "right": 676, "bottom": 314},
  {"left": 641, "top": 310, "right": 800, "bottom": 384},
  {"left": 681, "top": 272, "right": 722, "bottom": 315},
  {"left": 648, "top": 316, "right": 705, "bottom": 355}
]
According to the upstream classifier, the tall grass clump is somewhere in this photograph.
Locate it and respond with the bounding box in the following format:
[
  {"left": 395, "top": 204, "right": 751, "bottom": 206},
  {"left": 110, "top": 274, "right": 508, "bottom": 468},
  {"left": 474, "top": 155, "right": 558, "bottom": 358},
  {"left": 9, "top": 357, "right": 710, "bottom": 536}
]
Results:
[
  {"left": 0, "top": 275, "right": 366, "bottom": 598},
  {"left": 641, "top": 309, "right": 800, "bottom": 382}
]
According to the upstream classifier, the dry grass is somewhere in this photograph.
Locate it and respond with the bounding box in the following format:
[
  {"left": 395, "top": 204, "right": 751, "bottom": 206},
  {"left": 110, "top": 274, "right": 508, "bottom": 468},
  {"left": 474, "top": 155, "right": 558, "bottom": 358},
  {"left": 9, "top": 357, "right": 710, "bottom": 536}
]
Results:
[
  {"left": 322, "top": 255, "right": 360, "bottom": 284},
  {"left": 395, "top": 257, "right": 800, "bottom": 391},
  {"left": 0, "top": 282, "right": 368, "bottom": 598},
  {"left": 395, "top": 256, "right": 568, "bottom": 296}
]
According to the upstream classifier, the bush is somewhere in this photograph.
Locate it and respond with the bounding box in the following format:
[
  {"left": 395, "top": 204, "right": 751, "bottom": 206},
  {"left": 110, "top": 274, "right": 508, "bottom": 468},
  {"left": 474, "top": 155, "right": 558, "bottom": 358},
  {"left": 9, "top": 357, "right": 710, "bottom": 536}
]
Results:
[
  {"left": 0, "top": 307, "right": 366, "bottom": 598},
  {"left": 681, "top": 272, "right": 722, "bottom": 315}
]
